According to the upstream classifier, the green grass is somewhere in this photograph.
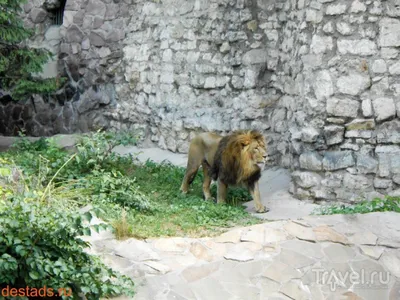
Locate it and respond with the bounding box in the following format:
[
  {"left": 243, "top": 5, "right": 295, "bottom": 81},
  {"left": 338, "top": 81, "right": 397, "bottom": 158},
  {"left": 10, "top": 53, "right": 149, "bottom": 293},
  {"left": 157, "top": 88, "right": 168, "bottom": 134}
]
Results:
[
  {"left": 97, "top": 160, "right": 260, "bottom": 239},
  {"left": 313, "top": 196, "right": 400, "bottom": 215},
  {"left": 0, "top": 132, "right": 260, "bottom": 239}
]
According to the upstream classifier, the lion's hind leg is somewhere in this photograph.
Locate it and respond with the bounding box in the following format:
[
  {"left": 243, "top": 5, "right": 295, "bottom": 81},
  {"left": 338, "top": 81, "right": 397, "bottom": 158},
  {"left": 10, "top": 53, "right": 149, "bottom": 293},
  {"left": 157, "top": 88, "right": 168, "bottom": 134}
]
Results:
[
  {"left": 180, "top": 144, "right": 203, "bottom": 194},
  {"left": 201, "top": 160, "right": 213, "bottom": 201}
]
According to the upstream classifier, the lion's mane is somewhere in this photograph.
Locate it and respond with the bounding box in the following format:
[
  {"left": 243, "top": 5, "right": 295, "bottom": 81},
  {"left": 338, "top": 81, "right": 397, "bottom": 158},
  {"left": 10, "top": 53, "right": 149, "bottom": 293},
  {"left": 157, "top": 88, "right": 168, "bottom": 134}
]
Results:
[{"left": 210, "top": 130, "right": 265, "bottom": 189}]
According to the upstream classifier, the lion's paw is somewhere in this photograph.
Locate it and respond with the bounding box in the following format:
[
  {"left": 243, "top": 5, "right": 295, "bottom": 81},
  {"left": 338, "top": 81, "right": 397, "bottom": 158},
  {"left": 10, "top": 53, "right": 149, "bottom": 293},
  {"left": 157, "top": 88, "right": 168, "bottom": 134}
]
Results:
[{"left": 255, "top": 205, "right": 269, "bottom": 213}]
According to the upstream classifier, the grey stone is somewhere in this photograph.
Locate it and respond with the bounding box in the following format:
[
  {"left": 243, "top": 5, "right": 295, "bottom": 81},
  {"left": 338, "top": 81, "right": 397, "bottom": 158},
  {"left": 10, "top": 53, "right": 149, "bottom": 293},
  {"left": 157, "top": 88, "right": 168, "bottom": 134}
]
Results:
[
  {"left": 362, "top": 99, "right": 373, "bottom": 117},
  {"left": 313, "top": 225, "right": 349, "bottom": 244},
  {"left": 327, "top": 118, "right": 345, "bottom": 125},
  {"left": 343, "top": 173, "right": 372, "bottom": 190},
  {"left": 389, "top": 61, "right": 400, "bottom": 75},
  {"left": 262, "top": 261, "right": 302, "bottom": 283},
  {"left": 310, "top": 35, "right": 333, "bottom": 54},
  {"left": 86, "top": 0, "right": 107, "bottom": 17},
  {"left": 389, "top": 189, "right": 400, "bottom": 197},
  {"left": 348, "top": 231, "right": 378, "bottom": 246},
  {"left": 350, "top": 0, "right": 367, "bottom": 13},
  {"left": 374, "top": 177, "right": 393, "bottom": 189},
  {"left": 220, "top": 42, "right": 230, "bottom": 53},
  {"left": 323, "top": 243, "right": 356, "bottom": 263},
  {"left": 372, "top": 97, "right": 396, "bottom": 121},
  {"left": 81, "top": 38, "right": 90, "bottom": 50},
  {"left": 107, "top": 30, "right": 125, "bottom": 42},
  {"left": 372, "top": 60, "right": 387, "bottom": 74},
  {"left": 379, "top": 18, "right": 400, "bottom": 47},
  {"left": 326, "top": 3, "right": 347, "bottom": 15},
  {"left": 299, "top": 152, "right": 323, "bottom": 171},
  {"left": 277, "top": 248, "right": 316, "bottom": 269},
  {"left": 381, "top": 48, "right": 399, "bottom": 59},
  {"left": 89, "top": 31, "right": 106, "bottom": 47},
  {"left": 66, "top": 25, "right": 84, "bottom": 43},
  {"left": 114, "top": 239, "right": 160, "bottom": 262},
  {"left": 336, "top": 22, "right": 353, "bottom": 35},
  {"left": 242, "top": 49, "right": 268, "bottom": 65},
  {"left": 292, "top": 171, "right": 321, "bottom": 189},
  {"left": 359, "top": 246, "right": 384, "bottom": 259},
  {"left": 314, "top": 70, "right": 334, "bottom": 100},
  {"left": 324, "top": 125, "right": 344, "bottom": 145},
  {"left": 224, "top": 247, "right": 254, "bottom": 262},
  {"left": 280, "top": 281, "right": 310, "bottom": 300},
  {"left": 181, "top": 262, "right": 220, "bottom": 283},
  {"left": 301, "top": 127, "right": 319, "bottom": 143},
  {"left": 283, "top": 221, "right": 316, "bottom": 241},
  {"left": 337, "top": 39, "right": 377, "bottom": 56},
  {"left": 280, "top": 240, "right": 324, "bottom": 259},
  {"left": 357, "top": 153, "right": 378, "bottom": 174},
  {"left": 323, "top": 21, "right": 334, "bottom": 33},
  {"left": 337, "top": 73, "right": 370, "bottom": 95},
  {"left": 306, "top": 9, "right": 323, "bottom": 24},
  {"left": 23, "top": 2, "right": 33, "bottom": 13},
  {"left": 345, "top": 130, "right": 372, "bottom": 139},
  {"left": 376, "top": 145, "right": 400, "bottom": 177},
  {"left": 352, "top": 259, "right": 392, "bottom": 293},
  {"left": 30, "top": 8, "right": 47, "bottom": 23},
  {"left": 326, "top": 98, "right": 359, "bottom": 118},
  {"left": 45, "top": 26, "right": 61, "bottom": 41},
  {"left": 323, "top": 151, "right": 355, "bottom": 171},
  {"left": 389, "top": 280, "right": 400, "bottom": 300},
  {"left": 204, "top": 76, "right": 229, "bottom": 89}
]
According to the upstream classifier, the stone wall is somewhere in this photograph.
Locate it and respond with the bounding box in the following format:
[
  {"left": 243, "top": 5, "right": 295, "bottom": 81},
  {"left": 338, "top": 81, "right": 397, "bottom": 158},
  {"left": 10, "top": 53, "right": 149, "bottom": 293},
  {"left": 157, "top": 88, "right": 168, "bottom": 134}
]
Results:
[
  {"left": 286, "top": 0, "right": 400, "bottom": 202},
  {"left": 1, "top": 0, "right": 400, "bottom": 202}
]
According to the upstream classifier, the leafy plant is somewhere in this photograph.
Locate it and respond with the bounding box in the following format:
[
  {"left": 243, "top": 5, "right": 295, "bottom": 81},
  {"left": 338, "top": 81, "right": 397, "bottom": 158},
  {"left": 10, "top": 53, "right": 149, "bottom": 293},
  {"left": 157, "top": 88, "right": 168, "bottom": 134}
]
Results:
[
  {"left": 314, "top": 196, "right": 400, "bottom": 215},
  {"left": 0, "top": 195, "right": 135, "bottom": 299},
  {"left": 0, "top": 0, "right": 62, "bottom": 99},
  {"left": 84, "top": 169, "right": 151, "bottom": 211}
]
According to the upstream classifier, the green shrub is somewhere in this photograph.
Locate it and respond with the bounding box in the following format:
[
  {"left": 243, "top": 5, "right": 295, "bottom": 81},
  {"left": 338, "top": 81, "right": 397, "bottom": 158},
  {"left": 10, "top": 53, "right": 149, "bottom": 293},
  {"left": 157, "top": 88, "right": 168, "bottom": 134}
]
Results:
[
  {"left": 0, "top": 195, "right": 135, "bottom": 299},
  {"left": 84, "top": 169, "right": 151, "bottom": 211}
]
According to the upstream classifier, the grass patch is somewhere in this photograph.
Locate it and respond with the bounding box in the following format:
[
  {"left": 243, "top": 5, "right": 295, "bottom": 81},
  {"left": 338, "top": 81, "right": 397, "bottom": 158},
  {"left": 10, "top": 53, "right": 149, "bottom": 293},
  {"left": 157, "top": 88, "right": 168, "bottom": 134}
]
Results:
[
  {"left": 1, "top": 131, "right": 260, "bottom": 240},
  {"left": 97, "top": 160, "right": 260, "bottom": 239},
  {"left": 314, "top": 196, "right": 400, "bottom": 215}
]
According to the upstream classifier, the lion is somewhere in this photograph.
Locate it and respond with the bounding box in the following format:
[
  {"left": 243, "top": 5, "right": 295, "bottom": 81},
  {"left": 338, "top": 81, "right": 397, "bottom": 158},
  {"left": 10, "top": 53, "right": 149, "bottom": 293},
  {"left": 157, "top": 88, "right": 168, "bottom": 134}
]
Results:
[{"left": 180, "top": 130, "right": 269, "bottom": 213}]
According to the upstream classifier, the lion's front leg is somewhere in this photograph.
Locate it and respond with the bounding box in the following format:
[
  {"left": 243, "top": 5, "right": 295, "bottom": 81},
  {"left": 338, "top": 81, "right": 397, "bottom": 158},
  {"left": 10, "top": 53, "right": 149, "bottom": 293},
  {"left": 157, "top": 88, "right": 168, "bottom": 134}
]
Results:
[
  {"left": 249, "top": 182, "right": 269, "bottom": 213},
  {"left": 217, "top": 179, "right": 227, "bottom": 204}
]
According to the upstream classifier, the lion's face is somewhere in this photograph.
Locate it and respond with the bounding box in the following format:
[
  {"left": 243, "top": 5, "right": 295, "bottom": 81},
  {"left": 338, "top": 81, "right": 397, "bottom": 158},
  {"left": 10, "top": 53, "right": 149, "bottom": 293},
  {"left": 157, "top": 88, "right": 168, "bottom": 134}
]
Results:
[{"left": 246, "top": 139, "right": 268, "bottom": 168}]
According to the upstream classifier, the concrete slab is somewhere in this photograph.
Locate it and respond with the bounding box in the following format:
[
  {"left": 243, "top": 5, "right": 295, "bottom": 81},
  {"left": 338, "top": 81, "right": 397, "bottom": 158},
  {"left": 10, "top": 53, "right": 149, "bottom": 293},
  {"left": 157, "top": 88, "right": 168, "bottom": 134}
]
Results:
[{"left": 244, "top": 167, "right": 319, "bottom": 221}]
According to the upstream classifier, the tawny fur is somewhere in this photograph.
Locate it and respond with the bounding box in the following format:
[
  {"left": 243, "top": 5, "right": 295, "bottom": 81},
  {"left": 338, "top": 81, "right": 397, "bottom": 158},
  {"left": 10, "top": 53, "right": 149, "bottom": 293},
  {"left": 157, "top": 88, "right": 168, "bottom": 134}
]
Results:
[{"left": 180, "top": 130, "right": 268, "bottom": 213}]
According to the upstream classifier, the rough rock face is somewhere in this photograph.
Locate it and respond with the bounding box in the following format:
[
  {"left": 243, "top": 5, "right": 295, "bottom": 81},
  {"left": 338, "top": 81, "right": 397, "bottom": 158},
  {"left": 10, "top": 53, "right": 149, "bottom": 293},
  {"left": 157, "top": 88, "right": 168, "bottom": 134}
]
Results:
[
  {"left": 1, "top": 0, "right": 399, "bottom": 202},
  {"left": 285, "top": 0, "right": 400, "bottom": 203}
]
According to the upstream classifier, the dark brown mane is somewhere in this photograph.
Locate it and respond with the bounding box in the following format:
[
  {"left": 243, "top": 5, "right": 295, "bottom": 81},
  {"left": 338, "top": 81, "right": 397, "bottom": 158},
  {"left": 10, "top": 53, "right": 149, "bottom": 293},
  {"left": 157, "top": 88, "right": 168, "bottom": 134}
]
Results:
[{"left": 210, "top": 130, "right": 264, "bottom": 188}]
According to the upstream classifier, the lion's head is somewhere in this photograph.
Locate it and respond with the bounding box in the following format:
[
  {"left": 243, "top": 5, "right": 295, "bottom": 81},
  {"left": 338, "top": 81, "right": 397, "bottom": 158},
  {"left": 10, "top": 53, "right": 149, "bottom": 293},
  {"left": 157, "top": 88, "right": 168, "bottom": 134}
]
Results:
[{"left": 214, "top": 130, "right": 268, "bottom": 185}]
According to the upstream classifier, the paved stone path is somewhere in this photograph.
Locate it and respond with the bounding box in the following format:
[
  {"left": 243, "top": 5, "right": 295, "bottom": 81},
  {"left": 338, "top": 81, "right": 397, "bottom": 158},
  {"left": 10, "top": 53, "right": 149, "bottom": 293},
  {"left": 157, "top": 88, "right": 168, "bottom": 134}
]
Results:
[{"left": 89, "top": 211, "right": 400, "bottom": 300}]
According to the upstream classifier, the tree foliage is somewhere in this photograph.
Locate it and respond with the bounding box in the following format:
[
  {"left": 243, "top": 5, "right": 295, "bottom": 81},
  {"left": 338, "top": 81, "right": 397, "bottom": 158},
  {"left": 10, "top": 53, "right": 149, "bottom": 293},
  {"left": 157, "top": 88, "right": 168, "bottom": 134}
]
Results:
[{"left": 0, "top": 0, "right": 60, "bottom": 100}]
